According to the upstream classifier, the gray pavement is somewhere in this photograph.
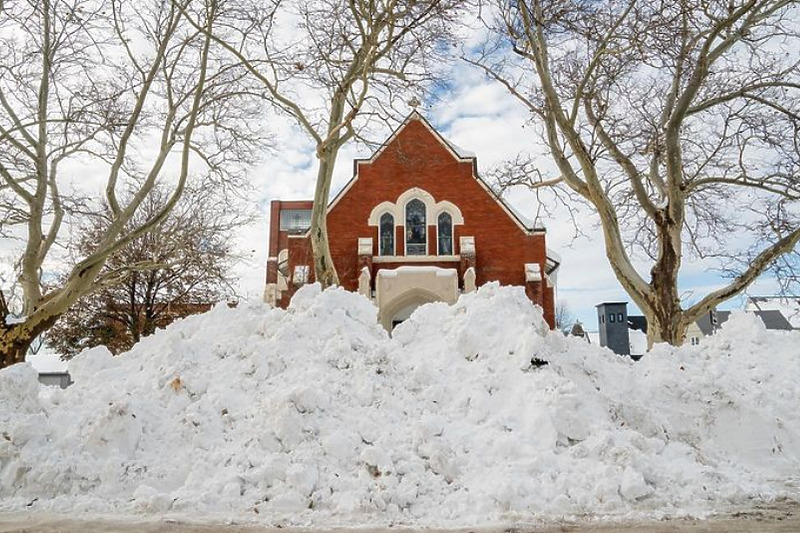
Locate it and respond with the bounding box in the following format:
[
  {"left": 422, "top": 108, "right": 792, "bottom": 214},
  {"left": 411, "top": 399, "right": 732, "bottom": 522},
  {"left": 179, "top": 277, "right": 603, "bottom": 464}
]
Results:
[{"left": 0, "top": 500, "right": 798, "bottom": 533}]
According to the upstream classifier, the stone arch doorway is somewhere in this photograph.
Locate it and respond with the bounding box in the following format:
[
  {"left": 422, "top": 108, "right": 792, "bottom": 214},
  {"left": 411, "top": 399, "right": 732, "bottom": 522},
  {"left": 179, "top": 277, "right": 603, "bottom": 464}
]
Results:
[
  {"left": 382, "top": 288, "right": 442, "bottom": 330},
  {"left": 375, "top": 267, "right": 459, "bottom": 331}
]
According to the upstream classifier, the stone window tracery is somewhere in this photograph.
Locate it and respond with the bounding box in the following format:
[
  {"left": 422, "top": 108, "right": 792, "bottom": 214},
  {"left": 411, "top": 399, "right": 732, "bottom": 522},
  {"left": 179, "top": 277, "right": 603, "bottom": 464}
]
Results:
[
  {"left": 379, "top": 212, "right": 394, "bottom": 256},
  {"left": 437, "top": 212, "right": 453, "bottom": 255},
  {"left": 405, "top": 199, "right": 426, "bottom": 255},
  {"left": 367, "top": 188, "right": 464, "bottom": 257}
]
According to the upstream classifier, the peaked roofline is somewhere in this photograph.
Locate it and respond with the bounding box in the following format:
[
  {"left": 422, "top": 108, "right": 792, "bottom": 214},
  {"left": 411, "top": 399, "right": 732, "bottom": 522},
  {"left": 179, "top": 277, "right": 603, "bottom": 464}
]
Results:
[
  {"left": 364, "top": 110, "right": 475, "bottom": 164},
  {"left": 326, "top": 110, "right": 546, "bottom": 235}
]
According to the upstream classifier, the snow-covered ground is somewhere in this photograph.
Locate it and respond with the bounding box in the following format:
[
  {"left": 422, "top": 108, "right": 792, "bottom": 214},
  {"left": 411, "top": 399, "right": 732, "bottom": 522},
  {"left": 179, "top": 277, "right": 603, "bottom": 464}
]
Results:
[{"left": 1, "top": 284, "right": 799, "bottom": 527}]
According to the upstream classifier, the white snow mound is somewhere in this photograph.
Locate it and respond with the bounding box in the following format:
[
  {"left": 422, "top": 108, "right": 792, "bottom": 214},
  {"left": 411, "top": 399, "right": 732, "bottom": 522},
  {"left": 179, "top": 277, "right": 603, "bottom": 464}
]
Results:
[{"left": 1, "top": 283, "right": 799, "bottom": 526}]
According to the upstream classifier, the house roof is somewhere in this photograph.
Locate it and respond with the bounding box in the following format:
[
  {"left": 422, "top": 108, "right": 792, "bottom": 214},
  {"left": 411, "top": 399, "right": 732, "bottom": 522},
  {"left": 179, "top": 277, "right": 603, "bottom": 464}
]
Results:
[
  {"left": 596, "top": 301, "right": 628, "bottom": 308},
  {"left": 441, "top": 138, "right": 476, "bottom": 159},
  {"left": 569, "top": 321, "right": 586, "bottom": 337},
  {"left": 696, "top": 309, "right": 793, "bottom": 335},
  {"left": 746, "top": 296, "right": 800, "bottom": 328},
  {"left": 750, "top": 310, "right": 794, "bottom": 330},
  {"left": 695, "top": 311, "right": 720, "bottom": 336},
  {"left": 628, "top": 315, "right": 648, "bottom": 334}
]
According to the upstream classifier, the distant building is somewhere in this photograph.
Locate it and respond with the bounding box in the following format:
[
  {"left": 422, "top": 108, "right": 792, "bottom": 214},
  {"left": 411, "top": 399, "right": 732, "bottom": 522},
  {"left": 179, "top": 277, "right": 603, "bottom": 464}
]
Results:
[
  {"left": 596, "top": 300, "right": 794, "bottom": 353},
  {"left": 596, "top": 302, "right": 631, "bottom": 356},
  {"left": 684, "top": 308, "right": 793, "bottom": 345},
  {"left": 569, "top": 320, "right": 589, "bottom": 340}
]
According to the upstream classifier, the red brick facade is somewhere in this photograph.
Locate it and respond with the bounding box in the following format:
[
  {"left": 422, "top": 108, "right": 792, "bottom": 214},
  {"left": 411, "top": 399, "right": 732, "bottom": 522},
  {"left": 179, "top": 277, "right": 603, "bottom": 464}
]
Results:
[{"left": 266, "top": 113, "right": 558, "bottom": 328}]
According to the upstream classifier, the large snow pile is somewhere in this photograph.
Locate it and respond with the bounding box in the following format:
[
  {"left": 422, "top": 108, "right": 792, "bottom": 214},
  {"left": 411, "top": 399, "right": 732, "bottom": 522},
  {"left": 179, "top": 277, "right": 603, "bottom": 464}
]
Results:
[{"left": 1, "top": 284, "right": 799, "bottom": 526}]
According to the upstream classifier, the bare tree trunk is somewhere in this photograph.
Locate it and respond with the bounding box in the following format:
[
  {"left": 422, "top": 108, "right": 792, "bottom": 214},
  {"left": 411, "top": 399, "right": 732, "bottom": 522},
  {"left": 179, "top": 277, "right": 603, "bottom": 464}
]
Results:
[
  {"left": 309, "top": 85, "right": 351, "bottom": 288},
  {"left": 127, "top": 277, "right": 140, "bottom": 343},
  {"left": 310, "top": 145, "right": 340, "bottom": 288},
  {"left": 0, "top": 314, "right": 59, "bottom": 368},
  {"left": 645, "top": 296, "right": 684, "bottom": 348},
  {"left": 645, "top": 218, "right": 685, "bottom": 346}
]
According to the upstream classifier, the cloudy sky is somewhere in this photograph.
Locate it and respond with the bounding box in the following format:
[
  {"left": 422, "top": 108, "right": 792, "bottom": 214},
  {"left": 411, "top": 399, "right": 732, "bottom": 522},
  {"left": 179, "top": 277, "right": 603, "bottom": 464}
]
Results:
[
  {"left": 1, "top": 3, "right": 795, "bottom": 344},
  {"left": 0, "top": 43, "right": 781, "bottom": 331},
  {"left": 230, "top": 56, "right": 785, "bottom": 330}
]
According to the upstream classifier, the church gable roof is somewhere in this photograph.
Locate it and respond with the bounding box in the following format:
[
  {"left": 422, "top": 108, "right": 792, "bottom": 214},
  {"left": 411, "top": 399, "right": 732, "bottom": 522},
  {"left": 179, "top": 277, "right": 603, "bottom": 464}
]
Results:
[
  {"left": 328, "top": 111, "right": 545, "bottom": 235},
  {"left": 365, "top": 110, "right": 476, "bottom": 165}
]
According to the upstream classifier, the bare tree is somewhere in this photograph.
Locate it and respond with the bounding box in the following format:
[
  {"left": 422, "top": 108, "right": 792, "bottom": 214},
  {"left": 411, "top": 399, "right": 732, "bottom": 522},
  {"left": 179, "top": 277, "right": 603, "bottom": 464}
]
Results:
[
  {"left": 175, "top": 0, "right": 464, "bottom": 287},
  {"left": 554, "top": 300, "right": 574, "bottom": 332},
  {"left": 0, "top": 0, "right": 261, "bottom": 368},
  {"left": 48, "top": 181, "right": 249, "bottom": 356},
  {"left": 470, "top": 0, "right": 800, "bottom": 346}
]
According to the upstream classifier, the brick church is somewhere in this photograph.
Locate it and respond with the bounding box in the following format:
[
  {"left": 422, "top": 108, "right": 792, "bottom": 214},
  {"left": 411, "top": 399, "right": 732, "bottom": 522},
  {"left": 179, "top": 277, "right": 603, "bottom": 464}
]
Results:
[{"left": 265, "top": 112, "right": 559, "bottom": 329}]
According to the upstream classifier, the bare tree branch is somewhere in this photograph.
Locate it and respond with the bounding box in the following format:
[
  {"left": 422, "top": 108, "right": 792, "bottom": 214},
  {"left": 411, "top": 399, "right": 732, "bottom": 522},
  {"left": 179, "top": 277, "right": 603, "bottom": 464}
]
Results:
[
  {"left": 0, "top": 0, "right": 264, "bottom": 367},
  {"left": 472, "top": 0, "right": 800, "bottom": 346}
]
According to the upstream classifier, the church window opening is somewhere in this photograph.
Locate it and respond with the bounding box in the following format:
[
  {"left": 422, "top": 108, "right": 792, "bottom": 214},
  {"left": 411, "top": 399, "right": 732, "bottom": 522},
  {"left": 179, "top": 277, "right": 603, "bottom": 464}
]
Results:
[
  {"left": 437, "top": 212, "right": 453, "bottom": 255},
  {"left": 405, "top": 199, "right": 426, "bottom": 255},
  {"left": 379, "top": 213, "right": 394, "bottom": 256},
  {"left": 279, "top": 209, "right": 312, "bottom": 233}
]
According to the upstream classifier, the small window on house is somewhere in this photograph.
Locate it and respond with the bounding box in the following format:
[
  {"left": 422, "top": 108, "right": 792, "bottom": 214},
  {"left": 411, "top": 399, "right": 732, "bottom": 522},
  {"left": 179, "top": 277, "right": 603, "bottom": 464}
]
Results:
[
  {"left": 609, "top": 313, "right": 616, "bottom": 323},
  {"left": 600, "top": 315, "right": 604, "bottom": 324},
  {"left": 617, "top": 312, "right": 624, "bottom": 323},
  {"left": 437, "top": 212, "right": 453, "bottom": 255},
  {"left": 280, "top": 209, "right": 312, "bottom": 232},
  {"left": 379, "top": 213, "right": 394, "bottom": 256},
  {"left": 405, "top": 199, "right": 426, "bottom": 255},
  {"left": 691, "top": 337, "right": 700, "bottom": 346}
]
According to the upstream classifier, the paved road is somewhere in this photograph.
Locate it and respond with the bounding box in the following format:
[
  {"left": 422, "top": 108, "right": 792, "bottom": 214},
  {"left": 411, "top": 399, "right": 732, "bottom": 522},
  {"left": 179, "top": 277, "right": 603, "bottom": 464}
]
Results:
[{"left": 1, "top": 500, "right": 798, "bottom": 533}]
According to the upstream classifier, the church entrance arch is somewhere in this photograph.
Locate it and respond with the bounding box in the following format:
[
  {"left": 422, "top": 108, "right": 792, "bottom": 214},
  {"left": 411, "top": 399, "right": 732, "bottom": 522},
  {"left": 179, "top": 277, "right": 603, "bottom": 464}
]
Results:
[
  {"left": 384, "top": 288, "right": 441, "bottom": 329},
  {"left": 375, "top": 267, "right": 459, "bottom": 330}
]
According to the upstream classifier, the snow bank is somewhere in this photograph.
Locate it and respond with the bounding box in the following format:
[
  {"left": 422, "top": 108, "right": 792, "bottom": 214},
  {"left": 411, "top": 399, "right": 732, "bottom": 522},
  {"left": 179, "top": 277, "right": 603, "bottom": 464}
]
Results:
[{"left": 1, "top": 284, "right": 799, "bottom": 526}]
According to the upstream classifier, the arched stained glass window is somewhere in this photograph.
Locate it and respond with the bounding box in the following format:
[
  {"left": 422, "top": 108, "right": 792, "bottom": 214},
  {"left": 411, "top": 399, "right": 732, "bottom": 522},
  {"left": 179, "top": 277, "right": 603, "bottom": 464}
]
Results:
[
  {"left": 405, "top": 199, "right": 426, "bottom": 255},
  {"left": 437, "top": 212, "right": 453, "bottom": 255},
  {"left": 379, "top": 213, "right": 394, "bottom": 256}
]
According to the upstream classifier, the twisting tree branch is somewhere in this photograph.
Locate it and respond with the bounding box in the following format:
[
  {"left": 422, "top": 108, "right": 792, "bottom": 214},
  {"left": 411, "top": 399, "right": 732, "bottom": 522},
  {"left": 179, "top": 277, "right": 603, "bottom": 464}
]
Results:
[{"left": 471, "top": 0, "right": 800, "bottom": 346}]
